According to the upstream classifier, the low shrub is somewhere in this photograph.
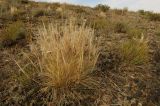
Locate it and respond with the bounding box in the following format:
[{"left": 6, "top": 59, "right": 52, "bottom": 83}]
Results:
[
  {"left": 114, "top": 22, "right": 128, "bottom": 33},
  {"left": 120, "top": 37, "right": 149, "bottom": 66},
  {"left": 138, "top": 10, "right": 145, "bottom": 15},
  {"left": 1, "top": 21, "right": 26, "bottom": 46},
  {"left": 15, "top": 21, "right": 100, "bottom": 105},
  {"left": 94, "top": 4, "right": 110, "bottom": 12}
]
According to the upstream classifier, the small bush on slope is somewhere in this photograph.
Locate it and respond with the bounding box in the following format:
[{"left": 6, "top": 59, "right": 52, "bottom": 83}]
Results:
[
  {"left": 138, "top": 10, "right": 145, "bottom": 15},
  {"left": 114, "top": 22, "right": 128, "bottom": 33},
  {"left": 91, "top": 18, "right": 113, "bottom": 33},
  {"left": 15, "top": 21, "right": 100, "bottom": 105},
  {"left": 1, "top": 21, "right": 26, "bottom": 46},
  {"left": 94, "top": 4, "right": 110, "bottom": 12},
  {"left": 120, "top": 36, "right": 149, "bottom": 66}
]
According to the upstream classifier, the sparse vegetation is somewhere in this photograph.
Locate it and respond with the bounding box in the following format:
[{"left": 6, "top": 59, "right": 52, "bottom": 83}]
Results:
[
  {"left": 91, "top": 18, "right": 113, "bottom": 33},
  {"left": 0, "top": 1, "right": 160, "bottom": 106},
  {"left": 148, "top": 12, "right": 160, "bottom": 21},
  {"left": 1, "top": 21, "right": 26, "bottom": 46},
  {"left": 120, "top": 37, "right": 149, "bottom": 66},
  {"left": 127, "top": 28, "right": 144, "bottom": 38},
  {"left": 114, "top": 22, "right": 128, "bottom": 33}
]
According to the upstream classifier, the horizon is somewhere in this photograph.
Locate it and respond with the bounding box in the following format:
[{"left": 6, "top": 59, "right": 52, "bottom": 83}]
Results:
[{"left": 33, "top": 0, "right": 160, "bottom": 13}]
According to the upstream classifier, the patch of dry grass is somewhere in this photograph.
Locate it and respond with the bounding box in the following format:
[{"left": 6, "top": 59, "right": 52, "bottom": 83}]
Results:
[{"left": 16, "top": 20, "right": 100, "bottom": 105}]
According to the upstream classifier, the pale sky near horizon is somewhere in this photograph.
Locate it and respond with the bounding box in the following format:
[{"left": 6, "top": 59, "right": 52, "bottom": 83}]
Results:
[{"left": 34, "top": 0, "right": 160, "bottom": 13}]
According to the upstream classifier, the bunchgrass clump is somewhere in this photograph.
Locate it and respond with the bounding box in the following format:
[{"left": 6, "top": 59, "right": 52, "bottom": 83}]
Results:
[
  {"left": 91, "top": 18, "right": 112, "bottom": 32},
  {"left": 120, "top": 36, "right": 149, "bottom": 66},
  {"left": 127, "top": 28, "right": 144, "bottom": 38},
  {"left": 114, "top": 22, "right": 128, "bottom": 33},
  {"left": 1, "top": 21, "right": 26, "bottom": 46},
  {"left": 16, "top": 21, "right": 99, "bottom": 105}
]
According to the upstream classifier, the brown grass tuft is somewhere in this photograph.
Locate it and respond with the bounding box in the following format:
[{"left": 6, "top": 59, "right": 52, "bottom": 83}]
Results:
[{"left": 16, "top": 20, "right": 100, "bottom": 105}]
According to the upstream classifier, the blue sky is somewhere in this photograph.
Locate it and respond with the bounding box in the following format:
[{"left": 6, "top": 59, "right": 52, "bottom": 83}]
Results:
[{"left": 34, "top": 0, "right": 160, "bottom": 12}]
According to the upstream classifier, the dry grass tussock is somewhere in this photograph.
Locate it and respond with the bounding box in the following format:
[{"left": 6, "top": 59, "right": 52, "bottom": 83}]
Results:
[
  {"left": 16, "top": 20, "right": 100, "bottom": 105},
  {"left": 120, "top": 36, "right": 149, "bottom": 66}
]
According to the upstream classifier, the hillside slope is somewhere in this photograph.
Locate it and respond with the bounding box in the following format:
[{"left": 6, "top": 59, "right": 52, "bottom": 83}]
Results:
[{"left": 0, "top": 0, "right": 160, "bottom": 106}]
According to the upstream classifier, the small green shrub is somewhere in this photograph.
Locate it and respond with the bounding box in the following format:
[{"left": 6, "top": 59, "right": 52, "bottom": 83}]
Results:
[
  {"left": 120, "top": 37, "right": 149, "bottom": 66},
  {"left": 95, "top": 4, "right": 110, "bottom": 12},
  {"left": 114, "top": 22, "right": 128, "bottom": 33},
  {"left": 1, "top": 21, "right": 26, "bottom": 46}
]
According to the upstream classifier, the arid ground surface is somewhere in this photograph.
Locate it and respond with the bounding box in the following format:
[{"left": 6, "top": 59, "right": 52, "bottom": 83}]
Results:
[{"left": 0, "top": 0, "right": 160, "bottom": 105}]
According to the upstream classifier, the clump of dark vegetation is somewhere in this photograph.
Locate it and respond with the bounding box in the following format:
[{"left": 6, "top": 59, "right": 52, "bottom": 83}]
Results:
[
  {"left": 114, "top": 22, "right": 128, "bottom": 33},
  {"left": 32, "top": 9, "right": 45, "bottom": 17},
  {"left": 138, "top": 10, "right": 145, "bottom": 15},
  {"left": 95, "top": 4, "right": 110, "bottom": 12}
]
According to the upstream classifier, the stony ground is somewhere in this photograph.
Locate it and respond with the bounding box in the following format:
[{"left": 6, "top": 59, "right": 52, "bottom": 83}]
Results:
[{"left": 0, "top": 1, "right": 160, "bottom": 105}]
